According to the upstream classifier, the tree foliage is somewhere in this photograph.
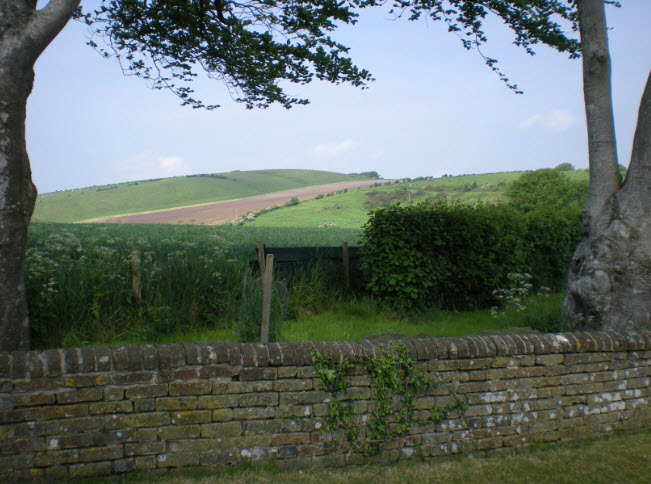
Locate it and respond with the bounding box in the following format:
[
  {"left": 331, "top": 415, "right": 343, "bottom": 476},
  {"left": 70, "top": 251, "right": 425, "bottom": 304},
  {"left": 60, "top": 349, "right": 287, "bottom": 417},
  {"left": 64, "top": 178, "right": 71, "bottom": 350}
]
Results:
[
  {"left": 80, "top": 0, "right": 374, "bottom": 109},
  {"left": 505, "top": 169, "right": 588, "bottom": 214}
]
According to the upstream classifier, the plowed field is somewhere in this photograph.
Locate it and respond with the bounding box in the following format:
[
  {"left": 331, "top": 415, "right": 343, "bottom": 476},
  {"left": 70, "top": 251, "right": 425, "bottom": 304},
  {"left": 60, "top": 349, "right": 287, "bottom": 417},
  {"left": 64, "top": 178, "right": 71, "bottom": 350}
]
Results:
[{"left": 93, "top": 180, "right": 383, "bottom": 225}]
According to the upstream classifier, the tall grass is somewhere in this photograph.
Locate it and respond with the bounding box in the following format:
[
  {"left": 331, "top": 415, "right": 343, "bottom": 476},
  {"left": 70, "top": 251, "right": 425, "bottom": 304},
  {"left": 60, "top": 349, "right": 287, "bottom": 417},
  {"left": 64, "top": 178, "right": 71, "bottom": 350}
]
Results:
[{"left": 26, "top": 223, "right": 358, "bottom": 349}]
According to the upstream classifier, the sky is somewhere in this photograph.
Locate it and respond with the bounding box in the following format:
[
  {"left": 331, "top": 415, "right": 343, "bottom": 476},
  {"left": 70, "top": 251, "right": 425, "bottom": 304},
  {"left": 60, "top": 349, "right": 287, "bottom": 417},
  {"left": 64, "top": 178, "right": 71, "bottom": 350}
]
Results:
[{"left": 27, "top": 1, "right": 651, "bottom": 193}]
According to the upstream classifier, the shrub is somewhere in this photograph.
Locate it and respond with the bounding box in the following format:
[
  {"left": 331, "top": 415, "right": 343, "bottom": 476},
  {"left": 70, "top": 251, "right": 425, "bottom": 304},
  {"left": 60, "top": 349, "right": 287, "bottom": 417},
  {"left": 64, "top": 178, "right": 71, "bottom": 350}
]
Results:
[{"left": 360, "top": 201, "right": 581, "bottom": 312}]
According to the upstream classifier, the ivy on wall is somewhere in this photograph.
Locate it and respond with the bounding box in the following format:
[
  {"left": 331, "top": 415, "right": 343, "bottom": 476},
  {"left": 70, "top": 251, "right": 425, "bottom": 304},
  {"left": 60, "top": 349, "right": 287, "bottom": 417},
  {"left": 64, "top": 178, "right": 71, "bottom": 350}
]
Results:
[{"left": 312, "top": 345, "right": 467, "bottom": 455}]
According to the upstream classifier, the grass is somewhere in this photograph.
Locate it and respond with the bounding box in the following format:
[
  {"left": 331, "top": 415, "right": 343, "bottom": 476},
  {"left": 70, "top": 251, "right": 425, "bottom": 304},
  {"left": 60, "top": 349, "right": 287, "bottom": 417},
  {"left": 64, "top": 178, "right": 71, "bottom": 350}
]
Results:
[
  {"left": 248, "top": 171, "right": 589, "bottom": 229},
  {"left": 71, "top": 428, "right": 650, "bottom": 483},
  {"left": 32, "top": 169, "right": 375, "bottom": 223}
]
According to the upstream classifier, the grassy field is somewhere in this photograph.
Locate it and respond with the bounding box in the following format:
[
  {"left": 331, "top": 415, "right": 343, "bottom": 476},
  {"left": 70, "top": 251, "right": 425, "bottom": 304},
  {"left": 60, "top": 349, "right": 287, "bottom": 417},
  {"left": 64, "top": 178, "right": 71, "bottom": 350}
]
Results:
[
  {"left": 247, "top": 171, "right": 589, "bottom": 229},
  {"left": 33, "top": 169, "right": 375, "bottom": 223},
  {"left": 73, "top": 428, "right": 649, "bottom": 483},
  {"left": 27, "top": 222, "right": 564, "bottom": 349}
]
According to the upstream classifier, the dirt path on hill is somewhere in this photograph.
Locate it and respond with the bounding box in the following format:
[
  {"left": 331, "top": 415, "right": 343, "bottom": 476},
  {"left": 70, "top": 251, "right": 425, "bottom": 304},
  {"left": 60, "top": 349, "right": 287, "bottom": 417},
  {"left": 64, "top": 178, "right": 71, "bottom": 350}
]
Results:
[{"left": 92, "top": 180, "right": 384, "bottom": 225}]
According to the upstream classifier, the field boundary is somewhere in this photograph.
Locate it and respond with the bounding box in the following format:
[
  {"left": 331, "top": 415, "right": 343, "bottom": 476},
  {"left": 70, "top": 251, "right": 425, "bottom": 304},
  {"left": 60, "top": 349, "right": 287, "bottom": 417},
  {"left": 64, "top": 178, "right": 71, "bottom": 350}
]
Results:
[{"left": 1, "top": 330, "right": 649, "bottom": 480}]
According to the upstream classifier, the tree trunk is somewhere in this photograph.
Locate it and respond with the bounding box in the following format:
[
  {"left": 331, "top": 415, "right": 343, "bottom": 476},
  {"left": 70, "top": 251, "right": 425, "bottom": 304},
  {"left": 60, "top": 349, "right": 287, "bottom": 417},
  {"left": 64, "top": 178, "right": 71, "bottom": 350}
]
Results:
[
  {"left": 562, "top": 0, "right": 650, "bottom": 331},
  {"left": 0, "top": 68, "right": 37, "bottom": 351},
  {"left": 0, "top": 0, "right": 80, "bottom": 351}
]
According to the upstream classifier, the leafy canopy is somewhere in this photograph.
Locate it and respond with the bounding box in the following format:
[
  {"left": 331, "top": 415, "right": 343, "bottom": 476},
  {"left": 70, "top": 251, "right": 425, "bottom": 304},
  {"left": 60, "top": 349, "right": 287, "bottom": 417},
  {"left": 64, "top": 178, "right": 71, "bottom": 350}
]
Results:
[
  {"left": 78, "top": 0, "right": 584, "bottom": 109},
  {"left": 80, "top": 0, "right": 374, "bottom": 109}
]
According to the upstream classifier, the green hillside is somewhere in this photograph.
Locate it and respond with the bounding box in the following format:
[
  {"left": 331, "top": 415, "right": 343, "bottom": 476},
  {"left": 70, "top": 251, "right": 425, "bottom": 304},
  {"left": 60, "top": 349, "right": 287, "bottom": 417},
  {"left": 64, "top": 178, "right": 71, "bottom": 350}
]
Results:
[
  {"left": 33, "top": 169, "right": 375, "bottom": 223},
  {"left": 247, "top": 170, "right": 589, "bottom": 229}
]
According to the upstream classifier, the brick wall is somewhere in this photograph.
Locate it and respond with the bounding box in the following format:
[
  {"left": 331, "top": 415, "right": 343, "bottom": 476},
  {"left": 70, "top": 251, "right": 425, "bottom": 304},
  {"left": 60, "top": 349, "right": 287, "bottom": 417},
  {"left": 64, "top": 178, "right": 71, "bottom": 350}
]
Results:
[{"left": 1, "top": 331, "right": 649, "bottom": 480}]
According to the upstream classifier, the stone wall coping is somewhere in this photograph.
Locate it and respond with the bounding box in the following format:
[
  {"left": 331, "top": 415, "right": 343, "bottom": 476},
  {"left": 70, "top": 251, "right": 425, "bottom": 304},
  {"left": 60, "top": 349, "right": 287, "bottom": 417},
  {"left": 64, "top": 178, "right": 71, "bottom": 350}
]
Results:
[{"left": 1, "top": 330, "right": 649, "bottom": 379}]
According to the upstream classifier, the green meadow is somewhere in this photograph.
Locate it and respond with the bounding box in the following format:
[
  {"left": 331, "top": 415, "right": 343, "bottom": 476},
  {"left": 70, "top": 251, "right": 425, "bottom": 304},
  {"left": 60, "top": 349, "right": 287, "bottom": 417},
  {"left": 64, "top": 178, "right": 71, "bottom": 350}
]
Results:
[
  {"left": 247, "top": 171, "right": 589, "bottom": 228},
  {"left": 33, "top": 169, "right": 375, "bottom": 223}
]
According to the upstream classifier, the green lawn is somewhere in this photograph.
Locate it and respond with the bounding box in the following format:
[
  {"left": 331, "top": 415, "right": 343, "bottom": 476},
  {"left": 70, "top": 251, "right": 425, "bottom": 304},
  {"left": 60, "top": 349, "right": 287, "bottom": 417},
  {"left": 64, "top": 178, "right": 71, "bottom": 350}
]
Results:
[
  {"left": 33, "top": 169, "right": 375, "bottom": 223},
  {"left": 73, "top": 428, "right": 649, "bottom": 483}
]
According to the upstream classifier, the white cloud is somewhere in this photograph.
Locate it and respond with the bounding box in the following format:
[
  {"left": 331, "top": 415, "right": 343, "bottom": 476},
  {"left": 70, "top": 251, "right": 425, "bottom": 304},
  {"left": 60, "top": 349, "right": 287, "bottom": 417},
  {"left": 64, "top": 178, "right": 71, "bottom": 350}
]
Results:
[
  {"left": 519, "top": 109, "right": 579, "bottom": 132},
  {"left": 310, "top": 139, "right": 361, "bottom": 158},
  {"left": 113, "top": 152, "right": 191, "bottom": 181}
]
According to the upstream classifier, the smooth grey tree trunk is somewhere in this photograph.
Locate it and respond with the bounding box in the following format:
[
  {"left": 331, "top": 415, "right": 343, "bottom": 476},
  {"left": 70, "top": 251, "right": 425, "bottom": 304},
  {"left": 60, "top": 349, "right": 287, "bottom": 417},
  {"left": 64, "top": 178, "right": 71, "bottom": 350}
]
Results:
[
  {"left": 0, "top": 0, "right": 80, "bottom": 351},
  {"left": 562, "top": 0, "right": 650, "bottom": 330}
]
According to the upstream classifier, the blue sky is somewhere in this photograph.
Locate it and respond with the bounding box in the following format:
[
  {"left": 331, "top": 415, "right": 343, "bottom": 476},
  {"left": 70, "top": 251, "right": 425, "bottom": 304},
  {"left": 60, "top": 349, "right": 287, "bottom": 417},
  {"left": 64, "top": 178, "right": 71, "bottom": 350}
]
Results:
[{"left": 27, "top": 1, "right": 651, "bottom": 193}]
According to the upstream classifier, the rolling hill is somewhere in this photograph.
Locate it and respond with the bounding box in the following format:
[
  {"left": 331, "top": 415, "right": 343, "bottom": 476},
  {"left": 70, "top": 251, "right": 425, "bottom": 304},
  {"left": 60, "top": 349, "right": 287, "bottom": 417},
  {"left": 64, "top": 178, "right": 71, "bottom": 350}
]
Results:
[{"left": 32, "top": 169, "right": 377, "bottom": 223}]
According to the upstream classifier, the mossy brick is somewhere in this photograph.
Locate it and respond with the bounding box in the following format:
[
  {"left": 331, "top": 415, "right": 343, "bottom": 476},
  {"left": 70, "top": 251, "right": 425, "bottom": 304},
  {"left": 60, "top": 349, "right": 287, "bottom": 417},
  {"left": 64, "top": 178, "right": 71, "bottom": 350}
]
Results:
[
  {"left": 587, "top": 371, "right": 615, "bottom": 383},
  {"left": 537, "top": 386, "right": 566, "bottom": 398},
  {"left": 157, "top": 424, "right": 201, "bottom": 440},
  {"left": 240, "top": 344, "right": 256, "bottom": 366},
  {"left": 159, "top": 368, "right": 200, "bottom": 383},
  {"left": 105, "top": 412, "right": 170, "bottom": 429},
  {"left": 0, "top": 353, "right": 10, "bottom": 378},
  {"left": 201, "top": 421, "right": 243, "bottom": 437},
  {"left": 125, "top": 384, "right": 168, "bottom": 400},
  {"left": 232, "top": 406, "right": 276, "bottom": 419},
  {"left": 47, "top": 433, "right": 98, "bottom": 450},
  {"left": 277, "top": 366, "right": 297, "bottom": 378},
  {"left": 169, "top": 381, "right": 212, "bottom": 396},
  {"left": 275, "top": 404, "right": 312, "bottom": 419},
  {"left": 156, "top": 451, "right": 199, "bottom": 467},
  {"left": 198, "top": 394, "right": 239, "bottom": 409},
  {"left": 111, "top": 346, "right": 130, "bottom": 371},
  {"left": 140, "top": 345, "right": 158, "bottom": 370},
  {"left": 10, "top": 351, "right": 28, "bottom": 378},
  {"left": 124, "top": 441, "right": 165, "bottom": 456},
  {"left": 182, "top": 343, "right": 201, "bottom": 365},
  {"left": 239, "top": 392, "right": 279, "bottom": 407},
  {"left": 68, "top": 461, "right": 112, "bottom": 478},
  {"left": 170, "top": 410, "right": 211, "bottom": 425},
  {"left": 627, "top": 377, "right": 649, "bottom": 389},
  {"left": 340, "top": 386, "right": 371, "bottom": 401},
  {"left": 56, "top": 388, "right": 103, "bottom": 404},
  {"left": 93, "top": 347, "right": 112, "bottom": 371},
  {"left": 78, "top": 445, "right": 123, "bottom": 463},
  {"left": 64, "top": 374, "right": 110, "bottom": 388},
  {"left": 158, "top": 344, "right": 186, "bottom": 369},
  {"left": 560, "top": 374, "right": 591, "bottom": 385},
  {"left": 273, "top": 379, "right": 313, "bottom": 392},
  {"left": 296, "top": 367, "right": 318, "bottom": 378},
  {"left": 0, "top": 379, "right": 13, "bottom": 392},
  {"left": 267, "top": 342, "right": 284, "bottom": 366},
  {"left": 134, "top": 455, "right": 157, "bottom": 471},
  {"left": 457, "top": 381, "right": 491, "bottom": 393},
  {"left": 87, "top": 401, "right": 132, "bottom": 415},
  {"left": 34, "top": 449, "right": 80, "bottom": 466},
  {"left": 62, "top": 349, "right": 83, "bottom": 374},
  {"left": 211, "top": 408, "right": 234, "bottom": 421},
  {"left": 253, "top": 344, "right": 270, "bottom": 367},
  {"left": 13, "top": 392, "right": 55, "bottom": 407},
  {"left": 199, "top": 365, "right": 234, "bottom": 379},
  {"left": 111, "top": 371, "right": 157, "bottom": 385},
  {"left": 155, "top": 396, "right": 198, "bottom": 411},
  {"left": 226, "top": 343, "right": 243, "bottom": 366},
  {"left": 196, "top": 342, "right": 229, "bottom": 364},
  {"left": 134, "top": 398, "right": 155, "bottom": 412},
  {"left": 279, "top": 390, "right": 329, "bottom": 405},
  {"left": 227, "top": 381, "right": 273, "bottom": 394},
  {"left": 535, "top": 354, "right": 565, "bottom": 366},
  {"left": 114, "top": 457, "right": 136, "bottom": 473},
  {"left": 104, "top": 387, "right": 125, "bottom": 401},
  {"left": 625, "top": 367, "right": 648, "bottom": 378},
  {"left": 26, "top": 353, "right": 44, "bottom": 378},
  {"left": 270, "top": 432, "right": 311, "bottom": 446},
  {"left": 239, "top": 367, "right": 277, "bottom": 381}
]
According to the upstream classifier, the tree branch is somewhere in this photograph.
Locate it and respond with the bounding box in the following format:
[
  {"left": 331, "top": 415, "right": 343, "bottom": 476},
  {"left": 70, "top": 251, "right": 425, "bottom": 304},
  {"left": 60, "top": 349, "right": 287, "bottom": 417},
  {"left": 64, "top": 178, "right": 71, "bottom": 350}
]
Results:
[{"left": 22, "top": 0, "right": 81, "bottom": 62}]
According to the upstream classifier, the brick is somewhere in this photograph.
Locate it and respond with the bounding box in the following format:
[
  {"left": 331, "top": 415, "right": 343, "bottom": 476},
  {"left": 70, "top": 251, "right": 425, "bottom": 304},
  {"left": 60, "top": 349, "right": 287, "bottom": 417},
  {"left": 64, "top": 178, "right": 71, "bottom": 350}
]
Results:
[
  {"left": 104, "top": 412, "right": 170, "bottom": 429},
  {"left": 226, "top": 381, "right": 273, "bottom": 394},
  {"left": 156, "top": 452, "right": 199, "bottom": 467},
  {"left": 56, "top": 388, "right": 103, "bottom": 404},
  {"left": 158, "top": 344, "right": 186, "bottom": 369},
  {"left": 64, "top": 374, "right": 110, "bottom": 388},
  {"left": 157, "top": 425, "right": 201, "bottom": 440},
  {"left": 271, "top": 432, "right": 311, "bottom": 446},
  {"left": 114, "top": 457, "right": 135, "bottom": 473},
  {"left": 198, "top": 395, "right": 239, "bottom": 409},
  {"left": 13, "top": 392, "right": 55, "bottom": 407},
  {"left": 211, "top": 408, "right": 233, "bottom": 421},
  {"left": 239, "top": 392, "right": 279, "bottom": 407},
  {"left": 125, "top": 384, "right": 168, "bottom": 400},
  {"left": 535, "top": 354, "right": 564, "bottom": 366},
  {"left": 169, "top": 381, "right": 212, "bottom": 396},
  {"left": 34, "top": 449, "right": 80, "bottom": 466},
  {"left": 134, "top": 455, "right": 157, "bottom": 471},
  {"left": 232, "top": 406, "right": 276, "bottom": 420},
  {"left": 104, "top": 387, "right": 125, "bottom": 401},
  {"left": 78, "top": 445, "right": 123, "bottom": 462},
  {"left": 111, "top": 372, "right": 156, "bottom": 385},
  {"left": 89, "top": 401, "right": 133, "bottom": 415},
  {"left": 11, "top": 351, "right": 29, "bottom": 378},
  {"left": 239, "top": 368, "right": 277, "bottom": 381},
  {"left": 134, "top": 398, "right": 155, "bottom": 412},
  {"left": 201, "top": 421, "right": 243, "bottom": 437},
  {"left": 124, "top": 442, "right": 165, "bottom": 456},
  {"left": 273, "top": 379, "right": 313, "bottom": 392},
  {"left": 68, "top": 461, "right": 112, "bottom": 478},
  {"left": 169, "top": 410, "right": 211, "bottom": 425},
  {"left": 155, "top": 397, "right": 198, "bottom": 411}
]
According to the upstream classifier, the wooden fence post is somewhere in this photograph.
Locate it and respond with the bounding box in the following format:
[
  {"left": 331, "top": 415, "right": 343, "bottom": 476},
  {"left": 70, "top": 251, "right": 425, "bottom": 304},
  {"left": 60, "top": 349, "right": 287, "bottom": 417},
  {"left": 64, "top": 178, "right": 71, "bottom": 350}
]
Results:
[
  {"left": 342, "top": 242, "right": 350, "bottom": 290},
  {"left": 261, "top": 253, "right": 274, "bottom": 344},
  {"left": 131, "top": 246, "right": 141, "bottom": 301},
  {"left": 257, "top": 241, "right": 266, "bottom": 274}
]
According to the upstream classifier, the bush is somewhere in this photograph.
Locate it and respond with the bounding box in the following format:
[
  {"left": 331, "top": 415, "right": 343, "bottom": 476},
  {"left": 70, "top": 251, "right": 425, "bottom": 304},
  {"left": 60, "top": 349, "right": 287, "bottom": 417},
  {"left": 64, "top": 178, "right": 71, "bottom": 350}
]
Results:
[
  {"left": 360, "top": 201, "right": 581, "bottom": 312},
  {"left": 505, "top": 169, "right": 587, "bottom": 214}
]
